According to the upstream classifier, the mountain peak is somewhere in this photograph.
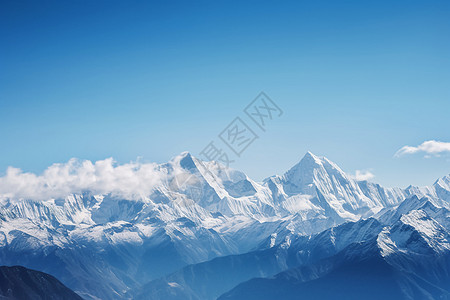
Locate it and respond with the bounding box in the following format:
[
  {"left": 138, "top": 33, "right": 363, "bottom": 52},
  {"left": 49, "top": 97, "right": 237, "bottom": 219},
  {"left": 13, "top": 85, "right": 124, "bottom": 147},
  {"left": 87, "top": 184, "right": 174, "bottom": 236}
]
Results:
[
  {"left": 169, "top": 151, "right": 195, "bottom": 161},
  {"left": 281, "top": 152, "right": 327, "bottom": 190},
  {"left": 169, "top": 151, "right": 198, "bottom": 171},
  {"left": 179, "top": 151, "right": 193, "bottom": 159},
  {"left": 434, "top": 174, "right": 450, "bottom": 189},
  {"left": 286, "top": 151, "right": 327, "bottom": 175},
  {"left": 303, "top": 151, "right": 323, "bottom": 163}
]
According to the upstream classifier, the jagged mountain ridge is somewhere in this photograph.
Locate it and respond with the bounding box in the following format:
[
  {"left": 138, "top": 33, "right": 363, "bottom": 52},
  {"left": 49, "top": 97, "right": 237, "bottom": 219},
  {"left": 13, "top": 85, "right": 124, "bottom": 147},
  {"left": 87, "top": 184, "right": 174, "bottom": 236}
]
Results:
[
  {"left": 135, "top": 195, "right": 450, "bottom": 300},
  {"left": 0, "top": 151, "right": 449, "bottom": 299},
  {"left": 133, "top": 217, "right": 384, "bottom": 300},
  {"left": 265, "top": 151, "right": 406, "bottom": 221},
  {"left": 219, "top": 196, "right": 450, "bottom": 300}
]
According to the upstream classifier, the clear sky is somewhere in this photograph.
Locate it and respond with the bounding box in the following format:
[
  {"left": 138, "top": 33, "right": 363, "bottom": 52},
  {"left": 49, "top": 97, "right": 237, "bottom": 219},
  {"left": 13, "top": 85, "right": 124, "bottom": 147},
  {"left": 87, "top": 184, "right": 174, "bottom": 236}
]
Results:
[{"left": 1, "top": 0, "right": 449, "bottom": 188}]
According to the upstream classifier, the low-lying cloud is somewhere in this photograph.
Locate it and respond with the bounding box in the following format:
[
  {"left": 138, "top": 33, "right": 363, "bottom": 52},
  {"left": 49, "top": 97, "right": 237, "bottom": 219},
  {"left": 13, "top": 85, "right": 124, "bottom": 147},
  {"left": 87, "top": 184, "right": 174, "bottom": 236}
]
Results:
[
  {"left": 395, "top": 140, "right": 450, "bottom": 157},
  {"left": 0, "top": 158, "right": 164, "bottom": 202}
]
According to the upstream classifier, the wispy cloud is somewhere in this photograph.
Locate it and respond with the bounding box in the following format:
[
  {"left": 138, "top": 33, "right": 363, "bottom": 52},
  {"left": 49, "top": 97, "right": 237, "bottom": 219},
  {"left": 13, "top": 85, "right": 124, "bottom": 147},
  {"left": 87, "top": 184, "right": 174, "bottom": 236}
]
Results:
[
  {"left": 351, "top": 170, "right": 375, "bottom": 181},
  {"left": 395, "top": 140, "right": 450, "bottom": 157},
  {"left": 0, "top": 158, "right": 164, "bottom": 202}
]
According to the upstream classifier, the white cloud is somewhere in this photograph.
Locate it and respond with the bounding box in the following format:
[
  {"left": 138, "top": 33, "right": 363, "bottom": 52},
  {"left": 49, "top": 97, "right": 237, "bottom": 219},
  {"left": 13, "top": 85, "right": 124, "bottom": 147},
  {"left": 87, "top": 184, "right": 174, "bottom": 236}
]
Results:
[
  {"left": 351, "top": 170, "right": 375, "bottom": 181},
  {"left": 0, "top": 158, "right": 165, "bottom": 202},
  {"left": 395, "top": 140, "right": 450, "bottom": 157}
]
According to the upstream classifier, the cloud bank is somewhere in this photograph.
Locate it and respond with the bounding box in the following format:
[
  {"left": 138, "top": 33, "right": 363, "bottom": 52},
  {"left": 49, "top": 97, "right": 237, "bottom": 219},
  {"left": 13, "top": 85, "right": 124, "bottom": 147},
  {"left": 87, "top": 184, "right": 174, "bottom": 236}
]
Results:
[
  {"left": 0, "top": 158, "right": 164, "bottom": 202},
  {"left": 395, "top": 140, "right": 450, "bottom": 157}
]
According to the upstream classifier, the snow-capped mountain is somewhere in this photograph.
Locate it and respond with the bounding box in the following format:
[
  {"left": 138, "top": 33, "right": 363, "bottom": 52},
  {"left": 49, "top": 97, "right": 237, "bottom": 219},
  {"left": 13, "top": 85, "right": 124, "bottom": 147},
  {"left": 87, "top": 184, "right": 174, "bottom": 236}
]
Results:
[
  {"left": 265, "top": 151, "right": 405, "bottom": 221},
  {"left": 219, "top": 196, "right": 450, "bottom": 300},
  {"left": 136, "top": 194, "right": 450, "bottom": 300},
  {"left": 0, "top": 151, "right": 449, "bottom": 299},
  {"left": 133, "top": 217, "right": 384, "bottom": 300}
]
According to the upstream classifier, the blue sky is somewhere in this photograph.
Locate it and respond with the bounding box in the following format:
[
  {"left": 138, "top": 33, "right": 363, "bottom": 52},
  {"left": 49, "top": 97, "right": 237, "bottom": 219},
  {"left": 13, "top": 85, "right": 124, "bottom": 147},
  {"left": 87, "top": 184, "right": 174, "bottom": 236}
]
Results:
[{"left": 1, "top": 0, "right": 449, "bottom": 188}]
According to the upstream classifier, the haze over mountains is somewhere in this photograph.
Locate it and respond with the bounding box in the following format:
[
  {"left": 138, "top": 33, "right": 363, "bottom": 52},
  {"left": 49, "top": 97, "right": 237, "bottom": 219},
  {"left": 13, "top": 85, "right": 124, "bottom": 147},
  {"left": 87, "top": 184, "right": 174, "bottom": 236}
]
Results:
[{"left": 0, "top": 152, "right": 449, "bottom": 299}]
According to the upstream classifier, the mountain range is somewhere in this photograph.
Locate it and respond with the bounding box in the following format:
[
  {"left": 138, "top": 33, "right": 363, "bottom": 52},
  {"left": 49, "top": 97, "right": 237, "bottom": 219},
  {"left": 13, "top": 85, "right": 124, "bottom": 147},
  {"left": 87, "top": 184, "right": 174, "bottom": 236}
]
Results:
[{"left": 0, "top": 152, "right": 449, "bottom": 299}]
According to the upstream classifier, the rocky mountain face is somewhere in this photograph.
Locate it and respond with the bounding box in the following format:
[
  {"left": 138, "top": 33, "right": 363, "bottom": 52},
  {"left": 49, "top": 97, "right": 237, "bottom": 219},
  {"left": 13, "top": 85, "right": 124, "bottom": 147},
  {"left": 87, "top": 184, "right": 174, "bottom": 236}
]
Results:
[{"left": 0, "top": 152, "right": 449, "bottom": 299}]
